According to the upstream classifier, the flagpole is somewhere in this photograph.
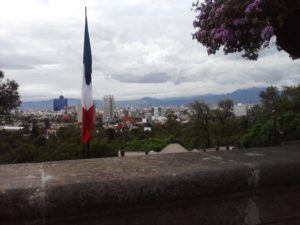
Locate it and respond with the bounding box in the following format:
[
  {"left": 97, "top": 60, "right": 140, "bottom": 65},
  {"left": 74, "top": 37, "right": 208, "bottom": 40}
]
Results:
[
  {"left": 83, "top": 6, "right": 87, "bottom": 159},
  {"left": 81, "top": 5, "right": 93, "bottom": 158},
  {"left": 82, "top": 142, "right": 85, "bottom": 157},
  {"left": 87, "top": 139, "right": 90, "bottom": 158}
]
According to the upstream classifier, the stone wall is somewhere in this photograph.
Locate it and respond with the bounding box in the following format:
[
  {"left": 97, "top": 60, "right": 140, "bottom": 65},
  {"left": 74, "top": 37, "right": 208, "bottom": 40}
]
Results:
[{"left": 0, "top": 144, "right": 299, "bottom": 225}]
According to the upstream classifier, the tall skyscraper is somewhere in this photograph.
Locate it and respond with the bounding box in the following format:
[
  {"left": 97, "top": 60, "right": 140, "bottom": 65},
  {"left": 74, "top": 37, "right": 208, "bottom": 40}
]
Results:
[
  {"left": 152, "top": 107, "right": 162, "bottom": 119},
  {"left": 103, "top": 95, "right": 114, "bottom": 121},
  {"left": 77, "top": 104, "right": 82, "bottom": 123},
  {"left": 53, "top": 96, "right": 68, "bottom": 111}
]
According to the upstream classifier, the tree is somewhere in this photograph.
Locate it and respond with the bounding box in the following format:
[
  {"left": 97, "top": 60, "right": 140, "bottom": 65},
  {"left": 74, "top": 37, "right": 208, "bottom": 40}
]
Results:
[
  {"left": 260, "top": 86, "right": 281, "bottom": 112},
  {"left": 280, "top": 111, "right": 300, "bottom": 141},
  {"left": 182, "top": 119, "right": 210, "bottom": 149},
  {"left": 281, "top": 85, "right": 300, "bottom": 113},
  {"left": 192, "top": 0, "right": 300, "bottom": 60},
  {"left": 217, "top": 98, "right": 234, "bottom": 117},
  {"left": 260, "top": 119, "right": 275, "bottom": 146},
  {"left": 124, "top": 138, "right": 167, "bottom": 152},
  {"left": 214, "top": 98, "right": 234, "bottom": 145},
  {"left": 104, "top": 128, "right": 116, "bottom": 143},
  {"left": 241, "top": 85, "right": 300, "bottom": 148},
  {"left": 190, "top": 101, "right": 211, "bottom": 147},
  {"left": 165, "top": 113, "right": 182, "bottom": 138},
  {"left": 259, "top": 86, "right": 282, "bottom": 145},
  {"left": 241, "top": 123, "right": 262, "bottom": 147},
  {"left": 0, "top": 71, "right": 21, "bottom": 116}
]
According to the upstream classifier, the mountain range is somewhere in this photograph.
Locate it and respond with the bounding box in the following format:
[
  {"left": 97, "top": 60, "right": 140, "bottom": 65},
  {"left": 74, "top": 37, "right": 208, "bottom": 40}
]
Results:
[{"left": 21, "top": 87, "right": 266, "bottom": 110}]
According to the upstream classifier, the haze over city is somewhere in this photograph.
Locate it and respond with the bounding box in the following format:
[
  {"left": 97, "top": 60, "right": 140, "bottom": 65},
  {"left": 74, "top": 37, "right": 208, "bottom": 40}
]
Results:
[{"left": 0, "top": 0, "right": 299, "bottom": 102}]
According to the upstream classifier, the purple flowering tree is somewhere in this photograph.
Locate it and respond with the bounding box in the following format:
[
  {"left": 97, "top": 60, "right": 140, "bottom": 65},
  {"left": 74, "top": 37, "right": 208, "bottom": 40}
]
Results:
[{"left": 192, "top": 0, "right": 300, "bottom": 60}]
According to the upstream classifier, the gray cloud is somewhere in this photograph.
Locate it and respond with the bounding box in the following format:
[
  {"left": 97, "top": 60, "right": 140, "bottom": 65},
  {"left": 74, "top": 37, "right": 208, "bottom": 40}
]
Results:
[
  {"left": 0, "top": 0, "right": 299, "bottom": 101},
  {"left": 0, "top": 53, "right": 56, "bottom": 70},
  {"left": 111, "top": 72, "right": 171, "bottom": 83}
]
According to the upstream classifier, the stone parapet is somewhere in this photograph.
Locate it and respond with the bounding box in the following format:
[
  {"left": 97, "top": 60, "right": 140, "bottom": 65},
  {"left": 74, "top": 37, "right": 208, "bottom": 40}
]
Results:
[{"left": 0, "top": 145, "right": 300, "bottom": 225}]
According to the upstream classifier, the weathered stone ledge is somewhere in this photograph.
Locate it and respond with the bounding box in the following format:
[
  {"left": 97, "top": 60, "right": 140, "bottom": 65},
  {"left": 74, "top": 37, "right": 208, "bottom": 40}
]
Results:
[{"left": 0, "top": 144, "right": 300, "bottom": 225}]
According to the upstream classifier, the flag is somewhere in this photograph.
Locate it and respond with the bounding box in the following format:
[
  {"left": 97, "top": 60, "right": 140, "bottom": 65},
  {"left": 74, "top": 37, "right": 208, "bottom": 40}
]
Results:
[{"left": 81, "top": 7, "right": 93, "bottom": 143}]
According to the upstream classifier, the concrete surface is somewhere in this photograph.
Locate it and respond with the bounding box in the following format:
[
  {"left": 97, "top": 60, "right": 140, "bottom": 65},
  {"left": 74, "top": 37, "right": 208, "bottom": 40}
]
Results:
[{"left": 0, "top": 144, "right": 300, "bottom": 225}]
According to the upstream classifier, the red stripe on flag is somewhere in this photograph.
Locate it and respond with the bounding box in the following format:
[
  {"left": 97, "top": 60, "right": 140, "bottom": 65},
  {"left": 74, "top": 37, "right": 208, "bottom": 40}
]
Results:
[{"left": 81, "top": 106, "right": 94, "bottom": 143}]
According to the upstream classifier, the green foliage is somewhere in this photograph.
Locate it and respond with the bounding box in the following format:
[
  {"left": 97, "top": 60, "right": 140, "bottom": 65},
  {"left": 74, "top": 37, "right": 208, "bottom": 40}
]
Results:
[
  {"left": 0, "top": 71, "right": 21, "bottom": 116},
  {"left": 212, "top": 99, "right": 235, "bottom": 145},
  {"left": 104, "top": 128, "right": 116, "bottom": 142},
  {"left": 90, "top": 139, "right": 117, "bottom": 157},
  {"left": 1, "top": 85, "right": 300, "bottom": 164},
  {"left": 183, "top": 119, "right": 209, "bottom": 149},
  {"left": 164, "top": 136, "right": 184, "bottom": 146},
  {"left": 124, "top": 138, "right": 167, "bottom": 152},
  {"left": 190, "top": 101, "right": 211, "bottom": 147},
  {"left": 260, "top": 120, "right": 274, "bottom": 146},
  {"left": 241, "top": 85, "right": 300, "bottom": 148},
  {"left": 34, "top": 135, "right": 47, "bottom": 146},
  {"left": 31, "top": 125, "right": 39, "bottom": 137},
  {"left": 282, "top": 85, "right": 300, "bottom": 113},
  {"left": 165, "top": 113, "right": 182, "bottom": 137},
  {"left": 241, "top": 123, "right": 262, "bottom": 148},
  {"left": 260, "top": 86, "right": 281, "bottom": 114},
  {"left": 281, "top": 111, "right": 300, "bottom": 141}
]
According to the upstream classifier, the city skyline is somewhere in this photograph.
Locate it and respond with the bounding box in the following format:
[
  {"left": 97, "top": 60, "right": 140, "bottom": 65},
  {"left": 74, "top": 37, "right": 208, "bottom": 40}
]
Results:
[
  {"left": 20, "top": 87, "right": 264, "bottom": 110},
  {"left": 0, "top": 0, "right": 299, "bottom": 102}
]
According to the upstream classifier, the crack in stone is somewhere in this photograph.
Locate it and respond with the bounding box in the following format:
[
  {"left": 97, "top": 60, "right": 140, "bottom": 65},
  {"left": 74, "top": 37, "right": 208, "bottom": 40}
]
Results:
[
  {"left": 244, "top": 198, "right": 261, "bottom": 225},
  {"left": 28, "top": 164, "right": 49, "bottom": 225}
]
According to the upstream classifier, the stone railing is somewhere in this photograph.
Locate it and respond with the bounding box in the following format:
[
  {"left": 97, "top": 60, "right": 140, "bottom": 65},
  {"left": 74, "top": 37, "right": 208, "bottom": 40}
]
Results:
[{"left": 0, "top": 144, "right": 300, "bottom": 225}]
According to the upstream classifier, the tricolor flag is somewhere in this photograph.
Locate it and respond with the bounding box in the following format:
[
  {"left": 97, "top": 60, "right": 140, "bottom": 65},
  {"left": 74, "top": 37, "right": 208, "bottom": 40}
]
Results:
[{"left": 81, "top": 7, "right": 93, "bottom": 143}]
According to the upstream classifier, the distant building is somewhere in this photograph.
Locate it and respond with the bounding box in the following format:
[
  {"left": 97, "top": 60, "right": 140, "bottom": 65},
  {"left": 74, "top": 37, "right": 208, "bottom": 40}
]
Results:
[
  {"left": 233, "top": 103, "right": 253, "bottom": 117},
  {"left": 122, "top": 115, "right": 134, "bottom": 127},
  {"left": 46, "top": 129, "right": 57, "bottom": 139},
  {"left": 0, "top": 126, "right": 24, "bottom": 132},
  {"left": 142, "top": 117, "right": 152, "bottom": 124},
  {"left": 77, "top": 104, "right": 82, "bottom": 123},
  {"left": 103, "top": 95, "right": 114, "bottom": 121},
  {"left": 144, "top": 127, "right": 151, "bottom": 132},
  {"left": 53, "top": 96, "right": 68, "bottom": 111},
  {"left": 64, "top": 106, "right": 76, "bottom": 114},
  {"left": 152, "top": 107, "right": 162, "bottom": 119}
]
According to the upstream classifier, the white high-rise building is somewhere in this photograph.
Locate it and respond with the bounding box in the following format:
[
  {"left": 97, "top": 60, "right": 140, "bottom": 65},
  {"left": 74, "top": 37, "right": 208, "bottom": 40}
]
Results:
[
  {"left": 233, "top": 103, "right": 254, "bottom": 117},
  {"left": 77, "top": 104, "right": 82, "bottom": 123},
  {"left": 152, "top": 107, "right": 162, "bottom": 119},
  {"left": 103, "top": 95, "right": 115, "bottom": 121}
]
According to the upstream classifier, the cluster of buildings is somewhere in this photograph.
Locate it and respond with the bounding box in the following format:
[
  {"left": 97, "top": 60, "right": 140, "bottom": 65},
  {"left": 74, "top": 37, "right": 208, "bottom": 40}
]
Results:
[
  {"left": 1, "top": 94, "right": 254, "bottom": 137},
  {"left": 100, "top": 95, "right": 190, "bottom": 131}
]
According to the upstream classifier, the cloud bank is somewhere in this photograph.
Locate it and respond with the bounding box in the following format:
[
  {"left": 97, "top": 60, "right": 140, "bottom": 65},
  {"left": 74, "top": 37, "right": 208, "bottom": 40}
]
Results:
[{"left": 0, "top": 0, "right": 299, "bottom": 101}]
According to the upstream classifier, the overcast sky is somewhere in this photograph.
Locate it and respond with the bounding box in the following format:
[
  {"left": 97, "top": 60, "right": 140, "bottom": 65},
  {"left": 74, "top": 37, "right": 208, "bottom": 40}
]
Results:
[{"left": 0, "top": 0, "right": 299, "bottom": 101}]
